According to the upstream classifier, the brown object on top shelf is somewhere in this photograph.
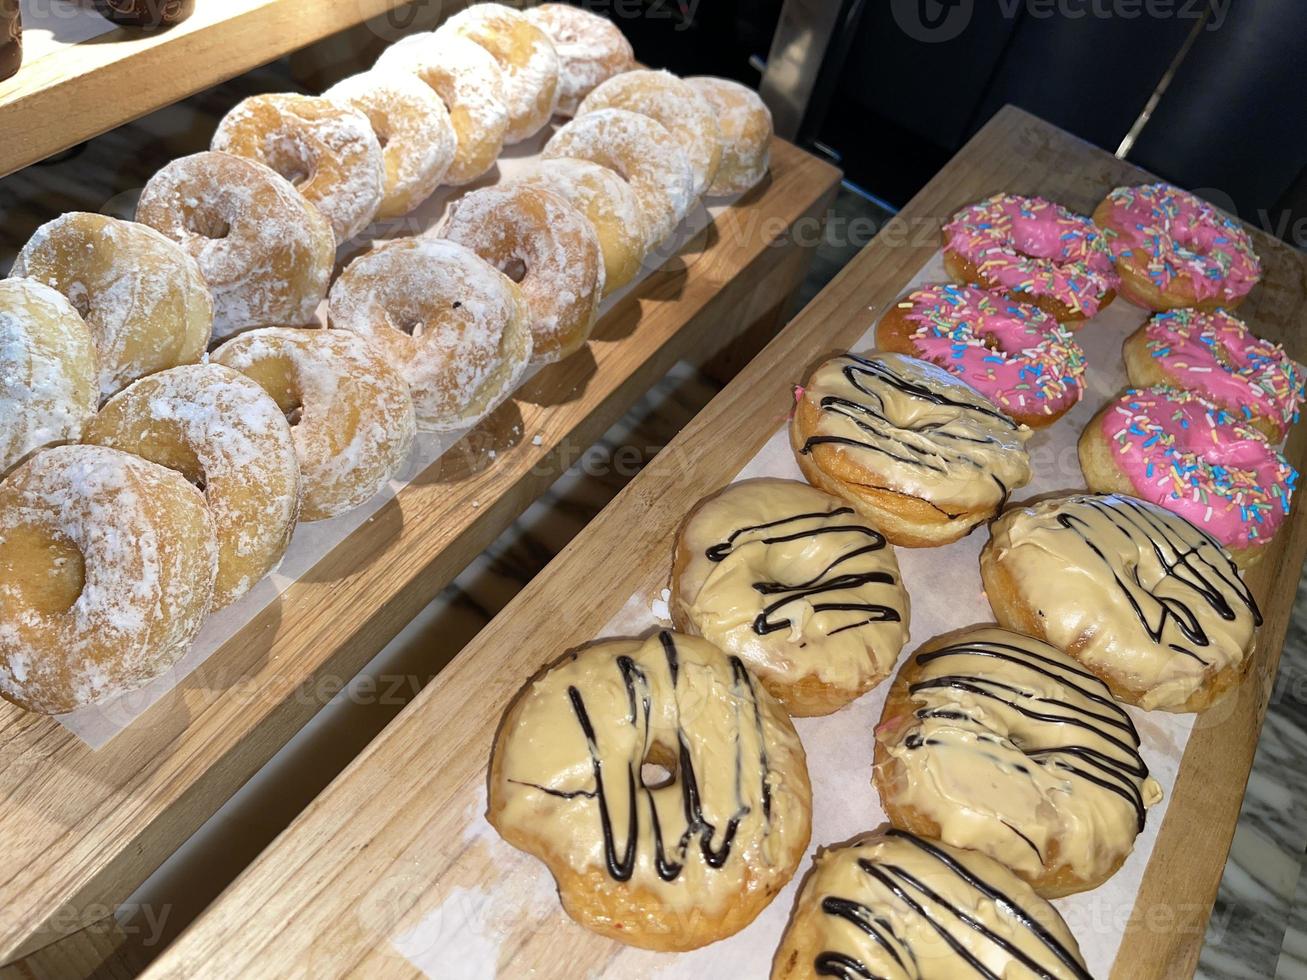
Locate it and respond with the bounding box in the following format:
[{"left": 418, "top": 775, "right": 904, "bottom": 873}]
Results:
[
  {"left": 0, "top": 0, "right": 19, "bottom": 83},
  {"left": 134, "top": 107, "right": 1307, "bottom": 980},
  {"left": 93, "top": 0, "right": 195, "bottom": 28}
]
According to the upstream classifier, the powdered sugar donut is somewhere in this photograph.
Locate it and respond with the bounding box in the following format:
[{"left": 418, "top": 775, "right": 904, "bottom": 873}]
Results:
[
  {"left": 1124, "top": 309, "right": 1304, "bottom": 442},
  {"left": 376, "top": 32, "right": 509, "bottom": 186},
  {"left": 211, "top": 328, "right": 415, "bottom": 522},
  {"left": 876, "top": 282, "right": 1086, "bottom": 427},
  {"left": 136, "top": 151, "right": 335, "bottom": 340},
  {"left": 517, "top": 157, "right": 647, "bottom": 294},
  {"left": 13, "top": 212, "right": 212, "bottom": 398},
  {"left": 438, "top": 4, "right": 559, "bottom": 143},
  {"left": 324, "top": 69, "right": 457, "bottom": 219},
  {"left": 944, "top": 193, "right": 1119, "bottom": 323},
  {"left": 1079, "top": 385, "right": 1297, "bottom": 563},
  {"left": 212, "top": 93, "right": 384, "bottom": 244},
  {"left": 0, "top": 278, "right": 97, "bottom": 478},
  {"left": 85, "top": 364, "right": 301, "bottom": 609},
  {"left": 329, "top": 237, "right": 533, "bottom": 431},
  {"left": 523, "top": 4, "right": 633, "bottom": 116},
  {"left": 544, "top": 108, "right": 694, "bottom": 247},
  {"left": 686, "top": 76, "right": 771, "bottom": 196},
  {"left": 1094, "top": 183, "right": 1261, "bottom": 311},
  {"left": 577, "top": 69, "right": 720, "bottom": 200},
  {"left": 441, "top": 183, "right": 604, "bottom": 363},
  {"left": 0, "top": 445, "right": 218, "bottom": 714}
]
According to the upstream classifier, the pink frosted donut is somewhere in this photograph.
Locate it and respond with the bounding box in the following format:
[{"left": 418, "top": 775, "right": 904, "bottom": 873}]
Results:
[
  {"left": 1079, "top": 385, "right": 1296, "bottom": 561},
  {"left": 944, "top": 193, "right": 1119, "bottom": 323},
  {"left": 1093, "top": 183, "right": 1261, "bottom": 311},
  {"left": 876, "top": 282, "right": 1086, "bottom": 428},
  {"left": 523, "top": 4, "right": 633, "bottom": 117},
  {"left": 1124, "top": 309, "right": 1304, "bottom": 442}
]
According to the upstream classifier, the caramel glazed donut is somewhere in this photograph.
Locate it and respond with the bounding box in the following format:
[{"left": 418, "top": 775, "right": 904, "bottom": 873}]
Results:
[
  {"left": 85, "top": 364, "right": 302, "bottom": 610},
  {"left": 874, "top": 626, "right": 1163, "bottom": 897},
  {"left": 771, "top": 827, "right": 1091, "bottom": 980},
  {"left": 489, "top": 631, "right": 812, "bottom": 951},
  {"left": 790, "top": 351, "right": 1032, "bottom": 547},
  {"left": 0, "top": 445, "right": 218, "bottom": 714},
  {"left": 982, "top": 493, "right": 1260, "bottom": 712},
  {"left": 136, "top": 151, "right": 335, "bottom": 341},
  {"left": 672, "top": 478, "right": 910, "bottom": 717}
]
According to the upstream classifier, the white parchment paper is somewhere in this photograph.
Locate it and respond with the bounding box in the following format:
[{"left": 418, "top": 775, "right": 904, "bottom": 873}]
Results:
[
  {"left": 57, "top": 126, "right": 739, "bottom": 748},
  {"left": 397, "top": 249, "right": 1197, "bottom": 978}
]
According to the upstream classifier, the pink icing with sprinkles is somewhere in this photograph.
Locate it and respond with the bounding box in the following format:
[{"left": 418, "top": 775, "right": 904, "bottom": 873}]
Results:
[
  {"left": 943, "top": 193, "right": 1118, "bottom": 317},
  {"left": 1102, "top": 183, "right": 1261, "bottom": 303},
  {"left": 1145, "top": 309, "right": 1305, "bottom": 436},
  {"left": 1100, "top": 384, "right": 1296, "bottom": 549},
  {"left": 899, "top": 282, "right": 1086, "bottom": 419}
]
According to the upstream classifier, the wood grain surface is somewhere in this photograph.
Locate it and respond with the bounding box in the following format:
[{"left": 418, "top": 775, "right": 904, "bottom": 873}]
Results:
[
  {"left": 140, "top": 106, "right": 1307, "bottom": 979},
  {"left": 0, "top": 137, "right": 839, "bottom": 966}
]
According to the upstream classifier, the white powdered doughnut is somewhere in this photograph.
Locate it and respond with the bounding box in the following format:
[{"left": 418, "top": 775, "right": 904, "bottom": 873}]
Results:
[
  {"left": 688, "top": 76, "right": 773, "bottom": 195},
  {"left": 517, "top": 157, "right": 647, "bottom": 295},
  {"left": 0, "top": 278, "right": 97, "bottom": 478},
  {"left": 324, "top": 69, "right": 457, "bottom": 219},
  {"left": 212, "top": 93, "right": 384, "bottom": 244},
  {"left": 85, "top": 364, "right": 302, "bottom": 609},
  {"left": 136, "top": 151, "right": 336, "bottom": 341},
  {"left": 0, "top": 445, "right": 218, "bottom": 715},
  {"left": 543, "top": 108, "right": 694, "bottom": 247},
  {"left": 13, "top": 212, "right": 213, "bottom": 398},
  {"left": 376, "top": 32, "right": 509, "bottom": 186},
  {"left": 211, "top": 328, "right": 416, "bottom": 522},
  {"left": 438, "top": 4, "right": 560, "bottom": 143},
  {"left": 523, "top": 4, "right": 634, "bottom": 116},
  {"left": 440, "top": 183, "right": 604, "bottom": 364},
  {"left": 329, "top": 237, "right": 533, "bottom": 431},
  {"left": 577, "top": 69, "right": 721, "bottom": 199}
]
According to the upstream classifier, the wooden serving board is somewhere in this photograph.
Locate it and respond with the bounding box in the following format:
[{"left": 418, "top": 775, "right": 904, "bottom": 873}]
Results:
[
  {"left": 0, "top": 0, "right": 445, "bottom": 179},
  {"left": 139, "top": 106, "right": 1307, "bottom": 980},
  {"left": 0, "top": 136, "right": 839, "bottom": 965}
]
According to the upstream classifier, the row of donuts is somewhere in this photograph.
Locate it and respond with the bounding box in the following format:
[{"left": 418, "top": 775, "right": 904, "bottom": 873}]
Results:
[
  {"left": 484, "top": 183, "right": 1299, "bottom": 972},
  {"left": 0, "top": 5, "right": 776, "bottom": 715},
  {"left": 872, "top": 186, "right": 1303, "bottom": 563},
  {"left": 486, "top": 353, "right": 1272, "bottom": 974}
]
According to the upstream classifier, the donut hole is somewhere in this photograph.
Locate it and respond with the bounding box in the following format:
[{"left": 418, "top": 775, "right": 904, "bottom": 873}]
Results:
[
  {"left": 0, "top": 525, "right": 86, "bottom": 617},
  {"left": 234, "top": 356, "right": 306, "bottom": 426},
  {"left": 184, "top": 207, "right": 231, "bottom": 242},
  {"left": 264, "top": 138, "right": 316, "bottom": 190},
  {"left": 640, "top": 743, "right": 678, "bottom": 790},
  {"left": 499, "top": 257, "right": 528, "bottom": 284},
  {"left": 66, "top": 282, "right": 93, "bottom": 321}
]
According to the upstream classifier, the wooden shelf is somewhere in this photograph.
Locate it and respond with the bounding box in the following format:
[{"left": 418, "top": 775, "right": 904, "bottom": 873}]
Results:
[
  {"left": 0, "top": 138, "right": 840, "bottom": 965},
  {"left": 0, "top": 0, "right": 418, "bottom": 179},
  {"left": 136, "top": 106, "right": 1307, "bottom": 980}
]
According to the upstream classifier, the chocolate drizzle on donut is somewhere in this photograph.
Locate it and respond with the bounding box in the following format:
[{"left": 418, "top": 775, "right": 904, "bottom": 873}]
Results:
[
  {"left": 563, "top": 631, "right": 773, "bottom": 882},
  {"left": 1055, "top": 495, "right": 1262, "bottom": 664},
  {"left": 799, "top": 354, "right": 1021, "bottom": 510},
  {"left": 813, "top": 830, "right": 1092, "bottom": 980},
  {"left": 705, "top": 506, "right": 902, "bottom": 638},
  {"left": 908, "top": 636, "right": 1152, "bottom": 832}
]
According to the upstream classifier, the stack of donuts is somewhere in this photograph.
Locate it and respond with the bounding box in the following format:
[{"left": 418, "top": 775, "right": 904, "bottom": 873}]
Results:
[
  {"left": 0, "top": 2, "right": 776, "bottom": 717},
  {"left": 486, "top": 180, "right": 1303, "bottom": 976}
]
